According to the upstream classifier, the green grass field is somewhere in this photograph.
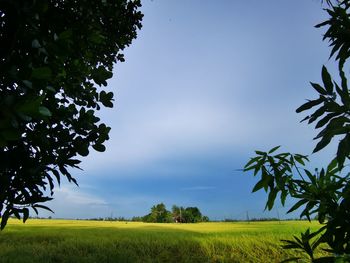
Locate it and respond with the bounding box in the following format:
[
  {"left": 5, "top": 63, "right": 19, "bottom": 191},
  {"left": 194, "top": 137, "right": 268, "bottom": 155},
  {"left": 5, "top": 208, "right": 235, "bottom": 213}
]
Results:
[{"left": 0, "top": 219, "right": 330, "bottom": 263}]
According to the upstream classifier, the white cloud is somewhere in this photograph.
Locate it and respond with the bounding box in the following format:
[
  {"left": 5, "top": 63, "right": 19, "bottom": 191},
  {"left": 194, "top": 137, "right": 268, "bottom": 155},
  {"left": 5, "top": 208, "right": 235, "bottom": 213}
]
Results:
[
  {"left": 82, "top": 98, "right": 294, "bottom": 172},
  {"left": 73, "top": 0, "right": 331, "bottom": 181},
  {"left": 55, "top": 186, "right": 108, "bottom": 206},
  {"left": 37, "top": 184, "right": 109, "bottom": 219},
  {"left": 81, "top": 93, "right": 314, "bottom": 177}
]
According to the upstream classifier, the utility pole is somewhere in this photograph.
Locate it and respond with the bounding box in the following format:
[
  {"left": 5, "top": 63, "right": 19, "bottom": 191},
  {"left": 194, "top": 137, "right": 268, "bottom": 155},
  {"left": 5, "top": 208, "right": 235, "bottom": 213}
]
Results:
[{"left": 246, "top": 211, "right": 250, "bottom": 223}]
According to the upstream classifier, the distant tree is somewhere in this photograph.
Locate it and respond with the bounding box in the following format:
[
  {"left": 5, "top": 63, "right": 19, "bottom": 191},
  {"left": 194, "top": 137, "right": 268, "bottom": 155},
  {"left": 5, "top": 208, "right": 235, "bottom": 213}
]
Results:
[
  {"left": 131, "top": 216, "right": 143, "bottom": 222},
  {"left": 141, "top": 213, "right": 152, "bottom": 222},
  {"left": 144, "top": 203, "right": 172, "bottom": 223},
  {"left": 142, "top": 204, "right": 207, "bottom": 223},
  {"left": 171, "top": 205, "right": 185, "bottom": 223},
  {"left": 183, "top": 207, "right": 202, "bottom": 223},
  {"left": 202, "top": 216, "right": 209, "bottom": 222},
  {"left": 0, "top": 0, "right": 142, "bottom": 229},
  {"left": 172, "top": 205, "right": 206, "bottom": 223},
  {"left": 244, "top": 1, "right": 350, "bottom": 261}
]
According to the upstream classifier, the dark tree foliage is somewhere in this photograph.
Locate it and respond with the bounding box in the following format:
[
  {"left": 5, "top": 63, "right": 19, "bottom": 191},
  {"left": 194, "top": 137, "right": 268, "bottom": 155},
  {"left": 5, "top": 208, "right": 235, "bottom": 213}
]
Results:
[
  {"left": 244, "top": 1, "right": 350, "bottom": 262},
  {"left": 142, "top": 204, "right": 208, "bottom": 223},
  {"left": 0, "top": 0, "right": 142, "bottom": 229},
  {"left": 183, "top": 207, "right": 202, "bottom": 223}
]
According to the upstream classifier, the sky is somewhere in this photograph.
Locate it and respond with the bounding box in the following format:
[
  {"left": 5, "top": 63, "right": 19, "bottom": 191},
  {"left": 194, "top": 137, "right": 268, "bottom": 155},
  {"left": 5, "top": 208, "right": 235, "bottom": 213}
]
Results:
[{"left": 42, "top": 0, "right": 339, "bottom": 220}]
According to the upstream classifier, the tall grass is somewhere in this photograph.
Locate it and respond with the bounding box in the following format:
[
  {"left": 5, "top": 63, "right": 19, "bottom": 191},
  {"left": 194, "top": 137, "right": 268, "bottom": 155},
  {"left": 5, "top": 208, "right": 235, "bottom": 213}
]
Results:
[{"left": 0, "top": 219, "right": 329, "bottom": 262}]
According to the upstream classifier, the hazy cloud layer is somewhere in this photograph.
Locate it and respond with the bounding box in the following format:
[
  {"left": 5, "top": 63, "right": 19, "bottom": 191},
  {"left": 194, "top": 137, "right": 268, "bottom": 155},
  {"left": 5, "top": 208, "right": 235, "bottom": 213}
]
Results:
[{"left": 43, "top": 1, "right": 337, "bottom": 220}]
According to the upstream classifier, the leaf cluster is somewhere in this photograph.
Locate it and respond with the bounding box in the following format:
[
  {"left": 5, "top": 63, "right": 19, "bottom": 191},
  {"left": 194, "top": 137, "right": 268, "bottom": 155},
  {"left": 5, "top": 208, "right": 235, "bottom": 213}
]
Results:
[
  {"left": 0, "top": 0, "right": 143, "bottom": 229},
  {"left": 244, "top": 1, "right": 350, "bottom": 261},
  {"left": 296, "top": 1, "right": 350, "bottom": 170},
  {"left": 245, "top": 148, "right": 350, "bottom": 261},
  {"left": 244, "top": 146, "right": 308, "bottom": 210},
  {"left": 297, "top": 65, "right": 350, "bottom": 170}
]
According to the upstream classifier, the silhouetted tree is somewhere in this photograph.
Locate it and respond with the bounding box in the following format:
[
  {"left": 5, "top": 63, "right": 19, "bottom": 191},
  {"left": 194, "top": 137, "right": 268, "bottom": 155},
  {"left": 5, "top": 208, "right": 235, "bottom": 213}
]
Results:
[
  {"left": 0, "top": 0, "right": 142, "bottom": 229},
  {"left": 244, "top": 1, "right": 350, "bottom": 261}
]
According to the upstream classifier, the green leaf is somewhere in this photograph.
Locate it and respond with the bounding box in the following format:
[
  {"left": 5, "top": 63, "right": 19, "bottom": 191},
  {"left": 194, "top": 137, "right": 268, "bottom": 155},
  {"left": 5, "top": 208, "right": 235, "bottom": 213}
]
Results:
[
  {"left": 102, "top": 100, "right": 113, "bottom": 108},
  {"left": 244, "top": 156, "right": 260, "bottom": 169},
  {"left": 336, "top": 134, "right": 350, "bottom": 169},
  {"left": 1, "top": 210, "right": 9, "bottom": 230},
  {"left": 31, "top": 67, "right": 52, "bottom": 80},
  {"left": 32, "top": 204, "right": 54, "bottom": 213},
  {"left": 12, "top": 209, "right": 21, "bottom": 220},
  {"left": 22, "top": 80, "right": 33, "bottom": 89},
  {"left": 325, "top": 101, "right": 342, "bottom": 112},
  {"left": 296, "top": 98, "right": 324, "bottom": 113},
  {"left": 315, "top": 20, "right": 330, "bottom": 28},
  {"left": 300, "top": 115, "right": 310, "bottom": 123},
  {"left": 92, "top": 143, "right": 106, "bottom": 152},
  {"left": 52, "top": 169, "right": 61, "bottom": 185},
  {"left": 66, "top": 159, "right": 81, "bottom": 166},
  {"left": 23, "top": 208, "right": 29, "bottom": 223},
  {"left": 255, "top": 150, "right": 266, "bottom": 155},
  {"left": 308, "top": 105, "right": 327, "bottom": 124},
  {"left": 321, "top": 66, "right": 334, "bottom": 93},
  {"left": 281, "top": 190, "right": 288, "bottom": 206},
  {"left": 313, "top": 135, "right": 332, "bottom": 153},
  {"left": 254, "top": 160, "right": 263, "bottom": 176},
  {"left": 268, "top": 146, "right": 280, "bottom": 154},
  {"left": 335, "top": 82, "right": 350, "bottom": 108},
  {"left": 294, "top": 155, "right": 306, "bottom": 166},
  {"left": 74, "top": 137, "right": 89, "bottom": 156},
  {"left": 339, "top": 67, "right": 348, "bottom": 93},
  {"left": 310, "top": 82, "right": 328, "bottom": 95},
  {"left": 315, "top": 113, "right": 339, "bottom": 129},
  {"left": 327, "top": 157, "right": 338, "bottom": 173},
  {"left": 38, "top": 106, "right": 52, "bottom": 117},
  {"left": 304, "top": 169, "right": 316, "bottom": 184},
  {"left": 266, "top": 189, "right": 278, "bottom": 210},
  {"left": 92, "top": 67, "right": 113, "bottom": 86},
  {"left": 99, "top": 91, "right": 114, "bottom": 108},
  {"left": 287, "top": 199, "right": 309, "bottom": 214},
  {"left": 300, "top": 201, "right": 317, "bottom": 221},
  {"left": 252, "top": 179, "right": 266, "bottom": 193},
  {"left": 77, "top": 146, "right": 89, "bottom": 157}
]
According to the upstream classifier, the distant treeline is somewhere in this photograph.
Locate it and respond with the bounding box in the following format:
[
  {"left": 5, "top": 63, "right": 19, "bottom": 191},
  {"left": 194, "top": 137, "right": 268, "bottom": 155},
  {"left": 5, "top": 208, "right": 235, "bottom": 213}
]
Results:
[
  {"left": 21, "top": 216, "right": 310, "bottom": 222},
  {"left": 222, "top": 218, "right": 311, "bottom": 222},
  {"left": 223, "top": 217, "right": 280, "bottom": 222}
]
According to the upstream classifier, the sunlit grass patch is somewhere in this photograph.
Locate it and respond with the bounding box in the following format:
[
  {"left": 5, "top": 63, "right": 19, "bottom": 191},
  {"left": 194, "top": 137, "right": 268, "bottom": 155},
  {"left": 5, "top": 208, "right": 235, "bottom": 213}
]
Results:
[{"left": 0, "top": 219, "right": 330, "bottom": 262}]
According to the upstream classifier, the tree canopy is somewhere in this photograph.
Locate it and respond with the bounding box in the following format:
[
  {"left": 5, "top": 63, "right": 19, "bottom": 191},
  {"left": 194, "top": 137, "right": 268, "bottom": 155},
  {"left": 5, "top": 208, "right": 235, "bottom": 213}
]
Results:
[
  {"left": 244, "top": 0, "right": 350, "bottom": 261},
  {"left": 0, "top": 0, "right": 142, "bottom": 229},
  {"left": 140, "top": 203, "right": 208, "bottom": 223}
]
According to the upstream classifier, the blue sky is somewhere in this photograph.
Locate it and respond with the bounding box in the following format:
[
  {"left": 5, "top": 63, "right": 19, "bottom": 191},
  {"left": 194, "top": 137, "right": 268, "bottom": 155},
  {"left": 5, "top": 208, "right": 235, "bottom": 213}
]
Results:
[{"left": 43, "top": 0, "right": 338, "bottom": 220}]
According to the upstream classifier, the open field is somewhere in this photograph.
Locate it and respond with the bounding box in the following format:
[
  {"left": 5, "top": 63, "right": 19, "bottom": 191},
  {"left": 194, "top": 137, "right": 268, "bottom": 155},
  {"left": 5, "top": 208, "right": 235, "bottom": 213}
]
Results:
[{"left": 0, "top": 219, "right": 330, "bottom": 263}]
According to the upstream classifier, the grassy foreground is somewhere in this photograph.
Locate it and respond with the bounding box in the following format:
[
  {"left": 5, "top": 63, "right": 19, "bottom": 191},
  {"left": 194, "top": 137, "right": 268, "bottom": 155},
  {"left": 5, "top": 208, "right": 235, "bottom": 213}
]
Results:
[{"left": 0, "top": 219, "right": 329, "bottom": 263}]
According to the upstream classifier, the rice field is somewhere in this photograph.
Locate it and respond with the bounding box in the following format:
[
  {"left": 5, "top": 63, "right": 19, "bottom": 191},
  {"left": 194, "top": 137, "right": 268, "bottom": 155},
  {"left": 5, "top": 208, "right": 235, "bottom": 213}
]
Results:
[{"left": 0, "top": 219, "right": 330, "bottom": 262}]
